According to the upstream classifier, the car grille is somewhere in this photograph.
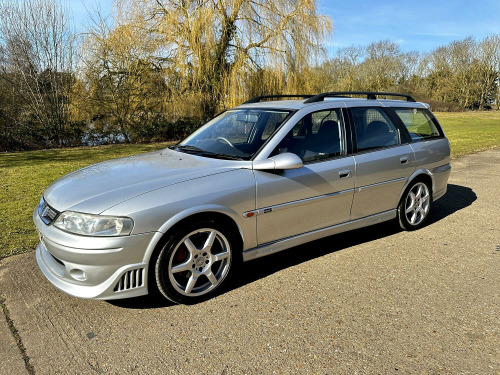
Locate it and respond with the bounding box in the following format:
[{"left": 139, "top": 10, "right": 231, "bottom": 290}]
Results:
[
  {"left": 38, "top": 197, "right": 59, "bottom": 225},
  {"left": 114, "top": 268, "right": 145, "bottom": 292}
]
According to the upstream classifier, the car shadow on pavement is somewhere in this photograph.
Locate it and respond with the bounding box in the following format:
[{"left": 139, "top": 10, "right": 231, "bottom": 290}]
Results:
[
  {"left": 231, "top": 184, "right": 476, "bottom": 289},
  {"left": 427, "top": 184, "right": 477, "bottom": 224},
  {"left": 108, "top": 183, "right": 476, "bottom": 309}
]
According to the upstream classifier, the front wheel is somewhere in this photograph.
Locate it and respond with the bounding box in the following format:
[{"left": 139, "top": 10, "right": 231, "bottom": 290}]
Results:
[
  {"left": 398, "top": 181, "right": 432, "bottom": 231},
  {"left": 153, "top": 221, "right": 237, "bottom": 304}
]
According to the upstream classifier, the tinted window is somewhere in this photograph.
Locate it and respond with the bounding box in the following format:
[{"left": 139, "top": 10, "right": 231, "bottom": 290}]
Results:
[
  {"left": 273, "top": 109, "right": 345, "bottom": 162},
  {"left": 352, "top": 107, "right": 399, "bottom": 151},
  {"left": 394, "top": 108, "right": 442, "bottom": 141}
]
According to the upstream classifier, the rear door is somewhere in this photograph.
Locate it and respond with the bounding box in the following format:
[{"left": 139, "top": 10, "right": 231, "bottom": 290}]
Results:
[{"left": 349, "top": 107, "right": 415, "bottom": 219}]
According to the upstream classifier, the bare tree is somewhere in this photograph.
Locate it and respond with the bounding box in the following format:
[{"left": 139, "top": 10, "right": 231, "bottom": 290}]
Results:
[
  {"left": 478, "top": 35, "right": 500, "bottom": 109},
  {"left": 420, "top": 36, "right": 500, "bottom": 110},
  {"left": 0, "top": 0, "right": 76, "bottom": 145}
]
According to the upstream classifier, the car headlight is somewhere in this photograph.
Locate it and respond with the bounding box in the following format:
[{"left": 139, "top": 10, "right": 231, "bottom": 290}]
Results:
[{"left": 53, "top": 211, "right": 134, "bottom": 236}]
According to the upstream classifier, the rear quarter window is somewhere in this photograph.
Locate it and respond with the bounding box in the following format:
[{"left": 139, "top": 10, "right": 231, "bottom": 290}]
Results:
[{"left": 394, "top": 108, "right": 443, "bottom": 142}]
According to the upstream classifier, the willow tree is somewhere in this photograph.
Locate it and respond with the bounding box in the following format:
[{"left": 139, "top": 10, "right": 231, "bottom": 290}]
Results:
[
  {"left": 77, "top": 20, "right": 168, "bottom": 142},
  {"left": 118, "top": 0, "right": 332, "bottom": 119}
]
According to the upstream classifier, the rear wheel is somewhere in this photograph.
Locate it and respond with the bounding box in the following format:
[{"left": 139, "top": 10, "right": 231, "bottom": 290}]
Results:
[
  {"left": 398, "top": 181, "right": 431, "bottom": 231},
  {"left": 154, "top": 220, "right": 237, "bottom": 304}
]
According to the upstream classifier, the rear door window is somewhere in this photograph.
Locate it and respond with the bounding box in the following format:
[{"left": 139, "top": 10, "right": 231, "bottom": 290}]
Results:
[
  {"left": 393, "top": 108, "right": 443, "bottom": 141},
  {"left": 351, "top": 107, "right": 399, "bottom": 151}
]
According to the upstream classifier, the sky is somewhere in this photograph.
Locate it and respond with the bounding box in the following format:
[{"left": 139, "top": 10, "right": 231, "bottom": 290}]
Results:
[
  {"left": 68, "top": 0, "right": 500, "bottom": 54},
  {"left": 317, "top": 0, "right": 500, "bottom": 53}
]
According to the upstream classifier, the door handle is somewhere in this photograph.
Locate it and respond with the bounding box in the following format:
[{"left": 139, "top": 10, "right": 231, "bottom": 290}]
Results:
[
  {"left": 400, "top": 156, "right": 409, "bottom": 165},
  {"left": 339, "top": 169, "right": 351, "bottom": 178}
]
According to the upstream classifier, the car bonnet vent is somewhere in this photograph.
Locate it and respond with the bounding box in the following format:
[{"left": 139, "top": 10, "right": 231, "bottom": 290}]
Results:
[{"left": 114, "top": 268, "right": 145, "bottom": 292}]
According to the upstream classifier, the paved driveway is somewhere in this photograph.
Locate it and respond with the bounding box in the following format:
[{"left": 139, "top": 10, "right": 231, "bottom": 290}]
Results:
[{"left": 1, "top": 149, "right": 499, "bottom": 374}]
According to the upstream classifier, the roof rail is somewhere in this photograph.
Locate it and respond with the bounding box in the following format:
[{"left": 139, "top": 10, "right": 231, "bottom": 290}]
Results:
[
  {"left": 243, "top": 95, "right": 314, "bottom": 104},
  {"left": 304, "top": 91, "right": 416, "bottom": 103}
]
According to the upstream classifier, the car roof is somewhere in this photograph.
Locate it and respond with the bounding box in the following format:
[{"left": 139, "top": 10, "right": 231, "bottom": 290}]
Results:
[{"left": 235, "top": 97, "right": 430, "bottom": 111}]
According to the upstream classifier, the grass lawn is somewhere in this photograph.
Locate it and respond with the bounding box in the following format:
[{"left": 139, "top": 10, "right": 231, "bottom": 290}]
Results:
[
  {"left": 435, "top": 111, "right": 500, "bottom": 158},
  {"left": 0, "top": 142, "right": 172, "bottom": 259},
  {"left": 1, "top": 111, "right": 499, "bottom": 259}
]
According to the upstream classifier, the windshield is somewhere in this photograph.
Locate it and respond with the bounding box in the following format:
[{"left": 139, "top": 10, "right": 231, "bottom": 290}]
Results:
[{"left": 172, "top": 109, "right": 293, "bottom": 160}]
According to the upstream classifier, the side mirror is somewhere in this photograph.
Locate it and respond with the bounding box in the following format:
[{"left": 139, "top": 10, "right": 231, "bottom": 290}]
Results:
[{"left": 253, "top": 152, "right": 303, "bottom": 171}]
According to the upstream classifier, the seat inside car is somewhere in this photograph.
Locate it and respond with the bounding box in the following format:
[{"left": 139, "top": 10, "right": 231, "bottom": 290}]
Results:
[
  {"left": 358, "top": 120, "right": 397, "bottom": 149},
  {"left": 306, "top": 120, "right": 341, "bottom": 156}
]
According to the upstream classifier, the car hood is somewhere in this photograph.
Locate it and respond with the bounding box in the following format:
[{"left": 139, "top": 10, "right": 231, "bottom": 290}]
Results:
[{"left": 43, "top": 148, "right": 247, "bottom": 214}]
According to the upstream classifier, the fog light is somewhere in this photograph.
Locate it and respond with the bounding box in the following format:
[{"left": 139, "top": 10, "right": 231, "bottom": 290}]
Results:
[{"left": 69, "top": 269, "right": 88, "bottom": 281}]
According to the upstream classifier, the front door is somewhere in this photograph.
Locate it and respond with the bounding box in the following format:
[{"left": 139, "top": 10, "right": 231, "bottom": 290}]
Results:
[{"left": 254, "top": 108, "right": 355, "bottom": 245}]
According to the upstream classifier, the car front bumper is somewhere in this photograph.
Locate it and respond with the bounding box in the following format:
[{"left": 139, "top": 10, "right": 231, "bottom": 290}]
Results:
[{"left": 34, "top": 209, "right": 156, "bottom": 300}]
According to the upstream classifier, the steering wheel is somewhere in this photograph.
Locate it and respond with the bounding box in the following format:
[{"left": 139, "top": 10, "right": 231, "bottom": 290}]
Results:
[{"left": 216, "top": 137, "right": 236, "bottom": 148}]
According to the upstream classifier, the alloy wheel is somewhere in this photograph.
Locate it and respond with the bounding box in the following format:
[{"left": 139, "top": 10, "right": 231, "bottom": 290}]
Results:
[
  {"left": 404, "top": 182, "right": 430, "bottom": 226},
  {"left": 167, "top": 228, "right": 232, "bottom": 296}
]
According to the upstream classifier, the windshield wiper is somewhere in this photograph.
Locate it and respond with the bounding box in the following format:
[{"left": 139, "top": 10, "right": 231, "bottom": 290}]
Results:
[
  {"left": 168, "top": 144, "right": 205, "bottom": 154},
  {"left": 200, "top": 152, "right": 244, "bottom": 160},
  {"left": 169, "top": 144, "right": 244, "bottom": 160}
]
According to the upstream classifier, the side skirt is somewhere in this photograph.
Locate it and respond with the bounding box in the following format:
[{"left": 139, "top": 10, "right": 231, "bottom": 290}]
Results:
[{"left": 242, "top": 210, "right": 397, "bottom": 262}]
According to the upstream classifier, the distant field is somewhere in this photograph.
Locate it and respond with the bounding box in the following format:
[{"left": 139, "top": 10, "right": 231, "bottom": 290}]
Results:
[{"left": 1, "top": 111, "right": 499, "bottom": 258}]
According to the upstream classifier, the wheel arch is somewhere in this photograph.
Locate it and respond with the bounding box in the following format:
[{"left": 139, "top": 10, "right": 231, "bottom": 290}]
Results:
[
  {"left": 143, "top": 207, "right": 246, "bottom": 267},
  {"left": 398, "top": 169, "right": 434, "bottom": 204}
]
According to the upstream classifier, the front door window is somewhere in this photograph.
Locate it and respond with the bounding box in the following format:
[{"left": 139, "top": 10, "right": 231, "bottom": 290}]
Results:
[{"left": 271, "top": 109, "right": 346, "bottom": 162}]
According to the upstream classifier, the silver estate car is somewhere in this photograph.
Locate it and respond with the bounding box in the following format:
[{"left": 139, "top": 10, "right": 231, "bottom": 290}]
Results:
[{"left": 34, "top": 91, "right": 451, "bottom": 304}]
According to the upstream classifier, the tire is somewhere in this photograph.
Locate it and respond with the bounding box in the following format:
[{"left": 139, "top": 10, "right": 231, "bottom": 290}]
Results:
[
  {"left": 153, "top": 220, "right": 238, "bottom": 304},
  {"left": 397, "top": 180, "right": 432, "bottom": 231}
]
